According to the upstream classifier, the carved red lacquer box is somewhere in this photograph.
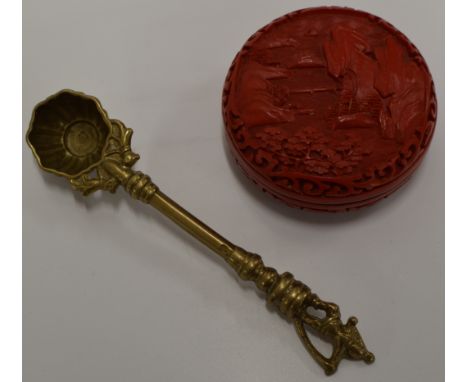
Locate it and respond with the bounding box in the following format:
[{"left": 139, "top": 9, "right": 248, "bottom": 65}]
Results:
[{"left": 222, "top": 7, "right": 437, "bottom": 211}]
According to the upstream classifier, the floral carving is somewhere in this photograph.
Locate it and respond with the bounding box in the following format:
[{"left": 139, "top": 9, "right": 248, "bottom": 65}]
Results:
[{"left": 253, "top": 126, "right": 371, "bottom": 177}]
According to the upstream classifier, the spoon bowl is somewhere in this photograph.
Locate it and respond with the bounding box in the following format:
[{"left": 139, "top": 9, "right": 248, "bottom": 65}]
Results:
[{"left": 26, "top": 89, "right": 112, "bottom": 177}]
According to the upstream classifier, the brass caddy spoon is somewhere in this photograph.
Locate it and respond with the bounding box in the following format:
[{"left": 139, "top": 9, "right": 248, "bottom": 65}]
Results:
[{"left": 26, "top": 89, "right": 374, "bottom": 375}]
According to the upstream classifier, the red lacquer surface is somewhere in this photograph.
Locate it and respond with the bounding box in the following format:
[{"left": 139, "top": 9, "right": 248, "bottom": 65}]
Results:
[{"left": 222, "top": 7, "right": 437, "bottom": 211}]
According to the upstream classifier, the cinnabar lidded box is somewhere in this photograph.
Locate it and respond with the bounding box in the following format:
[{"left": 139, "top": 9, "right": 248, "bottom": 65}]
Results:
[{"left": 223, "top": 7, "right": 437, "bottom": 211}]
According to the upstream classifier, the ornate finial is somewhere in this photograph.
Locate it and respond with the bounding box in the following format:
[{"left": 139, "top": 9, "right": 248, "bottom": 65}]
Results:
[
  {"left": 226, "top": 246, "right": 374, "bottom": 375},
  {"left": 295, "top": 304, "right": 375, "bottom": 375}
]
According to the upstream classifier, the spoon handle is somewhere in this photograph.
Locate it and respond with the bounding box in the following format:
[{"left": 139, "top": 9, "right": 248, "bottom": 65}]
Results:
[{"left": 100, "top": 159, "right": 374, "bottom": 375}]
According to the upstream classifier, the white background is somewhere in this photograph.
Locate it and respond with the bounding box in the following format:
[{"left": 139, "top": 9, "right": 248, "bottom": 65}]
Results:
[{"left": 23, "top": 1, "right": 444, "bottom": 381}]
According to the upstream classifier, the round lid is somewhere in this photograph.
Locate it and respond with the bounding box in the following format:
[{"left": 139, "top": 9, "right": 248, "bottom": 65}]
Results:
[{"left": 222, "top": 7, "right": 437, "bottom": 212}]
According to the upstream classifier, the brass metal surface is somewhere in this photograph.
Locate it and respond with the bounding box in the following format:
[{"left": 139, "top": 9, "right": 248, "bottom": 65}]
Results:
[{"left": 26, "top": 89, "right": 374, "bottom": 375}]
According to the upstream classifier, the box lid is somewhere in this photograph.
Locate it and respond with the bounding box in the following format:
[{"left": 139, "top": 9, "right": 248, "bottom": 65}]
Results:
[{"left": 222, "top": 7, "right": 437, "bottom": 212}]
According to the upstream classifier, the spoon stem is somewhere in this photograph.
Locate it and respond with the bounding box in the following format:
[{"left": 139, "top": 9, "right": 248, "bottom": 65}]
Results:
[{"left": 151, "top": 191, "right": 237, "bottom": 258}]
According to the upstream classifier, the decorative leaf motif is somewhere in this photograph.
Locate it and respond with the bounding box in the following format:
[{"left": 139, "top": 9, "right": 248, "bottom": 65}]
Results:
[
  {"left": 69, "top": 119, "right": 140, "bottom": 195},
  {"left": 70, "top": 172, "right": 119, "bottom": 196}
]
